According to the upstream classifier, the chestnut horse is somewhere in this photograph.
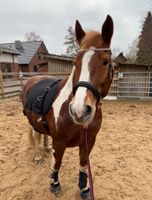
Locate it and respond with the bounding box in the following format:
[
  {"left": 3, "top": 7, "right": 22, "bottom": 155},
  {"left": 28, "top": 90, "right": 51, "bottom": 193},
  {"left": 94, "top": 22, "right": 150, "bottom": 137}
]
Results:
[{"left": 21, "top": 15, "right": 114, "bottom": 199}]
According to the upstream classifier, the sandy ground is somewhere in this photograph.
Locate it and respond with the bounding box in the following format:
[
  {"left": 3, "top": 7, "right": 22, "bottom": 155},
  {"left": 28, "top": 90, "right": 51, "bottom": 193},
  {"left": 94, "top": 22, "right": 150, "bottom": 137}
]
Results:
[{"left": 0, "top": 97, "right": 152, "bottom": 200}]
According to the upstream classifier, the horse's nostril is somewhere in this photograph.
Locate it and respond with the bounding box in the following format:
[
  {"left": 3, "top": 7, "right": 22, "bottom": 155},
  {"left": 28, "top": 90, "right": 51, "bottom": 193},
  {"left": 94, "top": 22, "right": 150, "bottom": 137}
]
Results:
[{"left": 84, "top": 105, "right": 92, "bottom": 118}]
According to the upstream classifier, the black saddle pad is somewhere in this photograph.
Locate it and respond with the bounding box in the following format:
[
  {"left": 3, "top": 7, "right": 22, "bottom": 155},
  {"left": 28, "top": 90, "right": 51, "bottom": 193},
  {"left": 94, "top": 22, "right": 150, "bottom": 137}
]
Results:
[{"left": 26, "top": 78, "right": 61, "bottom": 116}]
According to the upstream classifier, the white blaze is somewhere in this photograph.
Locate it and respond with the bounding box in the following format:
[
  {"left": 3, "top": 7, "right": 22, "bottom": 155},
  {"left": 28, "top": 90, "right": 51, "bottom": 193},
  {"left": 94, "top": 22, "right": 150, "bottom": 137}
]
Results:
[
  {"left": 71, "top": 49, "right": 94, "bottom": 118},
  {"left": 52, "top": 66, "right": 75, "bottom": 125}
]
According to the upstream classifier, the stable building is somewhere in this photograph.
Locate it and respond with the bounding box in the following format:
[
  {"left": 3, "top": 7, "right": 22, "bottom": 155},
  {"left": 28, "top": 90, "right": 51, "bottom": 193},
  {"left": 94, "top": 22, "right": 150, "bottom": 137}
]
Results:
[{"left": 0, "top": 47, "right": 20, "bottom": 73}]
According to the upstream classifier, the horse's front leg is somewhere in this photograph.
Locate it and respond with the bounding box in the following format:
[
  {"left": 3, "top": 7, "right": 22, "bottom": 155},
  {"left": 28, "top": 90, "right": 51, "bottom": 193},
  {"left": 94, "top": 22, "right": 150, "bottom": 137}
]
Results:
[
  {"left": 79, "top": 138, "right": 95, "bottom": 199},
  {"left": 50, "top": 140, "right": 65, "bottom": 194}
]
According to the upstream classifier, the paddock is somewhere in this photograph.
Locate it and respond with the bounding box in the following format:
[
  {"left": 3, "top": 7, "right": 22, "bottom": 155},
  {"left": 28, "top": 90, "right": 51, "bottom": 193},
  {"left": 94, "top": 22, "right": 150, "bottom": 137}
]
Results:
[{"left": 0, "top": 97, "right": 152, "bottom": 200}]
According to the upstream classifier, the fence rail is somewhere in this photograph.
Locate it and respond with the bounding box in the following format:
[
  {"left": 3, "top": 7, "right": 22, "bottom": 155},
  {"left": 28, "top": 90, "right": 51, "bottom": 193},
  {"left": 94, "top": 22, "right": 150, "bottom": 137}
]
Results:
[
  {"left": 0, "top": 71, "right": 152, "bottom": 100},
  {"left": 0, "top": 72, "right": 70, "bottom": 99},
  {"left": 117, "top": 71, "right": 152, "bottom": 99}
]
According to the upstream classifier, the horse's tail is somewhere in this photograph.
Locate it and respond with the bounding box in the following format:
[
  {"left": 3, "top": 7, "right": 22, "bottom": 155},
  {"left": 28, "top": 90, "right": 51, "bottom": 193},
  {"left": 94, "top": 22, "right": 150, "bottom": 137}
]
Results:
[{"left": 28, "top": 126, "right": 42, "bottom": 147}]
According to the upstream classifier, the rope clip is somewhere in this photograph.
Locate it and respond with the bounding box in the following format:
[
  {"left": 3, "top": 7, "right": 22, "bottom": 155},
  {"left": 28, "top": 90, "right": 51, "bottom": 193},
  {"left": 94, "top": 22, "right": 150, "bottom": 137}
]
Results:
[{"left": 83, "top": 123, "right": 88, "bottom": 129}]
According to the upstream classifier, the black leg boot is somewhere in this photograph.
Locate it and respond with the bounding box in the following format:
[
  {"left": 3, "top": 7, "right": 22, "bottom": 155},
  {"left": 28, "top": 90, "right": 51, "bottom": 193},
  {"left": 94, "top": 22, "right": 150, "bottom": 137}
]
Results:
[
  {"left": 79, "top": 171, "right": 91, "bottom": 199},
  {"left": 50, "top": 170, "right": 61, "bottom": 194}
]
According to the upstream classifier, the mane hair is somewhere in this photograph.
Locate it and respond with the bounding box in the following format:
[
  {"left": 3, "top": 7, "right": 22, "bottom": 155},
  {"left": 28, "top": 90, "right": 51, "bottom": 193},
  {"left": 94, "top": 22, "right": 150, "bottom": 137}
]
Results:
[{"left": 80, "top": 31, "right": 102, "bottom": 49}]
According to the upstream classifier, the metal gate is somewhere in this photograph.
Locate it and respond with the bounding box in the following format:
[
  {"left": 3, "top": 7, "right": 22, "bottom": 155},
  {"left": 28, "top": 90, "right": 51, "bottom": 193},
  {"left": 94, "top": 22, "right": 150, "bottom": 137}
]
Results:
[
  {"left": 117, "top": 72, "right": 152, "bottom": 99},
  {"left": 149, "top": 72, "right": 152, "bottom": 97}
]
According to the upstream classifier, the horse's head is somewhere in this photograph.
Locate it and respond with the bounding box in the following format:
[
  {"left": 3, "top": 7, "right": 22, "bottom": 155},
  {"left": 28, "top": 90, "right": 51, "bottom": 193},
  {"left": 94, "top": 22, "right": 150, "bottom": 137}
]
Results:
[{"left": 69, "top": 15, "right": 114, "bottom": 125}]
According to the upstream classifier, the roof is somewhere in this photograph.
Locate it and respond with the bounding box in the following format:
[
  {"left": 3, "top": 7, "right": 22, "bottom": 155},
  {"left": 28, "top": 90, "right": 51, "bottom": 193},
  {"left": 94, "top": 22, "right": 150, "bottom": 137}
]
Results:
[
  {"left": 0, "top": 47, "right": 20, "bottom": 55},
  {"left": 41, "top": 53, "right": 73, "bottom": 62},
  {"left": 114, "top": 52, "right": 127, "bottom": 64},
  {"left": 0, "top": 41, "right": 48, "bottom": 64}
]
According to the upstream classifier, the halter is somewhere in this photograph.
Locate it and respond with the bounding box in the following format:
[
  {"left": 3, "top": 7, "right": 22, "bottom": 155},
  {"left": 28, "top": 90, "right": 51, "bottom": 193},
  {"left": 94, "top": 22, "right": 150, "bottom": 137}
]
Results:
[
  {"left": 73, "top": 81, "right": 101, "bottom": 102},
  {"left": 78, "top": 47, "right": 111, "bottom": 52},
  {"left": 73, "top": 47, "right": 113, "bottom": 102}
]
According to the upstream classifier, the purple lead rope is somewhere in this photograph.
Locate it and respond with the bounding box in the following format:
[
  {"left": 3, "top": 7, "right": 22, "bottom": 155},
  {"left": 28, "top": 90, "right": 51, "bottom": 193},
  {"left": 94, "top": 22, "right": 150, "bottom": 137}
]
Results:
[{"left": 84, "top": 126, "right": 95, "bottom": 200}]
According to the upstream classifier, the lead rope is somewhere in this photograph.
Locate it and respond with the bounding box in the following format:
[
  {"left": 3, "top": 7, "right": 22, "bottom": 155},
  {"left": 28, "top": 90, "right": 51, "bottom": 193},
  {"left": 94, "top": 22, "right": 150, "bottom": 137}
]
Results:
[{"left": 84, "top": 125, "right": 95, "bottom": 200}]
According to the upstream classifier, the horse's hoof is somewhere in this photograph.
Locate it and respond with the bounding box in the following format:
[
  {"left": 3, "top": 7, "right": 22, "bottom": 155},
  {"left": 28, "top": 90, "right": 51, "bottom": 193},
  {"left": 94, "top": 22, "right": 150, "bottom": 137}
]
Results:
[
  {"left": 44, "top": 145, "right": 52, "bottom": 153},
  {"left": 50, "top": 183, "right": 61, "bottom": 194},
  {"left": 80, "top": 188, "right": 91, "bottom": 200},
  {"left": 33, "top": 156, "right": 43, "bottom": 164}
]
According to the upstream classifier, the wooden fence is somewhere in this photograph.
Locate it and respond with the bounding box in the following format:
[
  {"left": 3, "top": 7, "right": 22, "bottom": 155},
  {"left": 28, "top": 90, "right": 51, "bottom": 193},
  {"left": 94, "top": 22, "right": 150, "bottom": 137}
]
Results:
[
  {"left": 0, "top": 72, "right": 70, "bottom": 99},
  {"left": 0, "top": 71, "right": 118, "bottom": 99}
]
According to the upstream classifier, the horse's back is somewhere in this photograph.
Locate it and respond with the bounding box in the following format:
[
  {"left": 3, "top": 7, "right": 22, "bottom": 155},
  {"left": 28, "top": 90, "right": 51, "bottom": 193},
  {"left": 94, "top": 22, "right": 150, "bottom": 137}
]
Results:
[
  {"left": 20, "top": 75, "right": 61, "bottom": 133},
  {"left": 21, "top": 76, "right": 58, "bottom": 107},
  {"left": 21, "top": 76, "right": 47, "bottom": 106}
]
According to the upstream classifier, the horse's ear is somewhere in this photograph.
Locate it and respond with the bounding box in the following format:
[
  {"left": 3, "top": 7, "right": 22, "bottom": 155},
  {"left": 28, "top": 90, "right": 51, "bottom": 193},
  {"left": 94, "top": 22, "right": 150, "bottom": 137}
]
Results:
[
  {"left": 75, "top": 20, "right": 86, "bottom": 45},
  {"left": 101, "top": 15, "right": 114, "bottom": 45}
]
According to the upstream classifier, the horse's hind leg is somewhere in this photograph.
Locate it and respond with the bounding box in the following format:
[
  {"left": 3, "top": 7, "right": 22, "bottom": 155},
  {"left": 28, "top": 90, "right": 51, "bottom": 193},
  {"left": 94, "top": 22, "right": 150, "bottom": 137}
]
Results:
[
  {"left": 29, "top": 127, "right": 42, "bottom": 164},
  {"left": 44, "top": 135, "right": 52, "bottom": 152}
]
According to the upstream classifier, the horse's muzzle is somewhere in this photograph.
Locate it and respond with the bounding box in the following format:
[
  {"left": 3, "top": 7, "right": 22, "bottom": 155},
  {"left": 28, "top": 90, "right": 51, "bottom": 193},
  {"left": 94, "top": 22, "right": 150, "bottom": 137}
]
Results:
[{"left": 69, "top": 104, "right": 94, "bottom": 125}]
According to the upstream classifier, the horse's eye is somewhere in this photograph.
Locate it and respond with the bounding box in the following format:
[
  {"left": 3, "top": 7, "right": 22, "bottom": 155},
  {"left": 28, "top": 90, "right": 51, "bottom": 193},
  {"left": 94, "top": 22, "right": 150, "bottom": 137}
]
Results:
[{"left": 103, "top": 60, "right": 109, "bottom": 66}]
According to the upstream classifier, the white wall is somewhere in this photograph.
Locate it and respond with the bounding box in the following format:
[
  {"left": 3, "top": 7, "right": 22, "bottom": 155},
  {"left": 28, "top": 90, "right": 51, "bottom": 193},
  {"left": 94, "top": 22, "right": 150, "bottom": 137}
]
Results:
[{"left": 0, "top": 53, "right": 18, "bottom": 63}]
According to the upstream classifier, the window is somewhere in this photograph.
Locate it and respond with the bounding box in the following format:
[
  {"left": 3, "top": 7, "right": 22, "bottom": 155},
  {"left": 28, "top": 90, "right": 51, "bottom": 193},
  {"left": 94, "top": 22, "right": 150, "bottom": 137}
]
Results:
[{"left": 33, "top": 65, "right": 38, "bottom": 72}]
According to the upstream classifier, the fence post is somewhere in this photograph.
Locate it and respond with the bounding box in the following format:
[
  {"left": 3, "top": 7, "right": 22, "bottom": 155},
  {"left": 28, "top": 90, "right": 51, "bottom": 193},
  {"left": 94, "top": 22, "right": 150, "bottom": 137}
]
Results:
[
  {"left": 19, "top": 71, "right": 24, "bottom": 89},
  {"left": 0, "top": 71, "right": 4, "bottom": 99}
]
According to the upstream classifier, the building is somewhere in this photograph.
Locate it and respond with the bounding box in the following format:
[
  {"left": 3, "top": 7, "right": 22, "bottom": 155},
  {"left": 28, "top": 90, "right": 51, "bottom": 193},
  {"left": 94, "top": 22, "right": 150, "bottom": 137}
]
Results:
[
  {"left": 114, "top": 52, "right": 127, "bottom": 64},
  {"left": 0, "top": 41, "right": 48, "bottom": 73},
  {"left": 46, "top": 53, "right": 73, "bottom": 73},
  {"left": 112, "top": 53, "right": 152, "bottom": 98},
  {"left": 0, "top": 41, "right": 74, "bottom": 76},
  {"left": 0, "top": 47, "right": 20, "bottom": 73}
]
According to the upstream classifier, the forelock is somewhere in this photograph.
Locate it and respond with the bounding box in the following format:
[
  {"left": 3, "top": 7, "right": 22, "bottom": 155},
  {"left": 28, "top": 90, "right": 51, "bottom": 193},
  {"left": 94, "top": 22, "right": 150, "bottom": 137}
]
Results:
[{"left": 80, "top": 31, "right": 102, "bottom": 49}]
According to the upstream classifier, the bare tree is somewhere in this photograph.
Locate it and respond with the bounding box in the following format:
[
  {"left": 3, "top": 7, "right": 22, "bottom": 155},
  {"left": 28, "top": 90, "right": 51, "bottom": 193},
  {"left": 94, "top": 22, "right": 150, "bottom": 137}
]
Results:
[
  {"left": 64, "top": 26, "right": 78, "bottom": 57},
  {"left": 25, "top": 32, "right": 41, "bottom": 42},
  {"left": 126, "top": 38, "right": 139, "bottom": 63}
]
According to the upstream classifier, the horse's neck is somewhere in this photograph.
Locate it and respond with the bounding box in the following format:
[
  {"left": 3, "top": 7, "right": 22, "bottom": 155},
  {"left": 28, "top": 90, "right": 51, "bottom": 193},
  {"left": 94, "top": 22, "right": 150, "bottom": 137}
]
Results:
[
  {"left": 59, "top": 66, "right": 75, "bottom": 95},
  {"left": 52, "top": 66, "right": 75, "bottom": 125}
]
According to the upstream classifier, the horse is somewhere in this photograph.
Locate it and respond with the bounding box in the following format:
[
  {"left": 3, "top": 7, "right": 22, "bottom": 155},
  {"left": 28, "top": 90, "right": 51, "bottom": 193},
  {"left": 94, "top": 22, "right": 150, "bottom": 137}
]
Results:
[{"left": 21, "top": 15, "right": 114, "bottom": 199}]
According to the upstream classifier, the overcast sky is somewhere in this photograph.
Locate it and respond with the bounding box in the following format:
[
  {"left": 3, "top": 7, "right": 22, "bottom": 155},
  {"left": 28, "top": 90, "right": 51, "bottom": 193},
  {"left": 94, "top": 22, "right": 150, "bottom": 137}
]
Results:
[{"left": 0, "top": 0, "right": 151, "bottom": 55}]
